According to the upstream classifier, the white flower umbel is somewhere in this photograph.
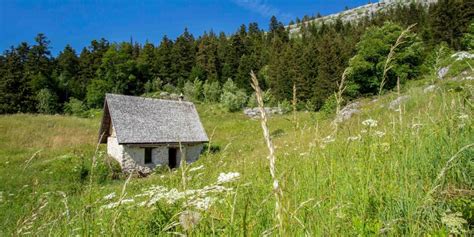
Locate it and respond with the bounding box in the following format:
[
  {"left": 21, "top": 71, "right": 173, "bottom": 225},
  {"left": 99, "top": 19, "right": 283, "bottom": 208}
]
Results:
[
  {"left": 374, "top": 131, "right": 386, "bottom": 137},
  {"left": 347, "top": 135, "right": 361, "bottom": 141},
  {"left": 362, "top": 119, "right": 378, "bottom": 127},
  {"left": 188, "top": 196, "right": 215, "bottom": 210},
  {"left": 217, "top": 172, "right": 241, "bottom": 184},
  {"left": 101, "top": 198, "right": 134, "bottom": 210},
  {"left": 189, "top": 165, "right": 204, "bottom": 172},
  {"left": 322, "top": 135, "right": 335, "bottom": 143},
  {"left": 103, "top": 192, "right": 116, "bottom": 201}
]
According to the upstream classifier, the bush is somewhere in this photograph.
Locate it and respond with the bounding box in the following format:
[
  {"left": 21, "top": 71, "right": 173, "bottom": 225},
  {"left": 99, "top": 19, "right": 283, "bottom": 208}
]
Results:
[
  {"left": 278, "top": 99, "right": 292, "bottom": 114},
  {"left": 86, "top": 79, "right": 111, "bottom": 108},
  {"left": 183, "top": 78, "right": 203, "bottom": 101},
  {"left": 220, "top": 90, "right": 247, "bottom": 112},
  {"left": 162, "top": 83, "right": 178, "bottom": 94},
  {"left": 144, "top": 77, "right": 163, "bottom": 93},
  {"left": 247, "top": 90, "right": 276, "bottom": 107},
  {"left": 319, "top": 95, "right": 337, "bottom": 117},
  {"left": 347, "top": 21, "right": 423, "bottom": 95},
  {"left": 203, "top": 81, "right": 220, "bottom": 103},
  {"left": 36, "top": 88, "right": 59, "bottom": 114},
  {"left": 220, "top": 79, "right": 247, "bottom": 112},
  {"left": 64, "top": 98, "right": 88, "bottom": 117}
]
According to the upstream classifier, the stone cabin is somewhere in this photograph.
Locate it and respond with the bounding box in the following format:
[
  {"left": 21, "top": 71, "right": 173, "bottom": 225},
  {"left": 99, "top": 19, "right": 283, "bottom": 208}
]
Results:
[{"left": 98, "top": 94, "right": 208, "bottom": 174}]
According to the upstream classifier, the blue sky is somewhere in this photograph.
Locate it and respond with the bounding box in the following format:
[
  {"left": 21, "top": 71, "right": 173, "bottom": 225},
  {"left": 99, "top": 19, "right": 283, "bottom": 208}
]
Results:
[{"left": 1, "top": 0, "right": 373, "bottom": 55}]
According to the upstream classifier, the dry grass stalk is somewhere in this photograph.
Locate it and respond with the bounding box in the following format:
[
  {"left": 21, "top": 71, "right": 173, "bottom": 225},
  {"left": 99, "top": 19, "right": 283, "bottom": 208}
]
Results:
[
  {"left": 397, "top": 76, "right": 403, "bottom": 125},
  {"left": 332, "top": 67, "right": 351, "bottom": 133},
  {"left": 379, "top": 23, "right": 417, "bottom": 96},
  {"left": 292, "top": 83, "right": 298, "bottom": 128},
  {"left": 112, "top": 171, "right": 134, "bottom": 233},
  {"left": 89, "top": 132, "right": 106, "bottom": 189},
  {"left": 426, "top": 143, "right": 474, "bottom": 197},
  {"left": 335, "top": 68, "right": 350, "bottom": 116},
  {"left": 207, "top": 127, "right": 217, "bottom": 155},
  {"left": 23, "top": 149, "right": 42, "bottom": 170},
  {"left": 250, "top": 71, "right": 284, "bottom": 233}
]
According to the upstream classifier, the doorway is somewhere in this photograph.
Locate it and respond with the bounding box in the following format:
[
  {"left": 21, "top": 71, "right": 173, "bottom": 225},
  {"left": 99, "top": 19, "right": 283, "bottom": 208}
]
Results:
[{"left": 168, "top": 148, "right": 177, "bottom": 169}]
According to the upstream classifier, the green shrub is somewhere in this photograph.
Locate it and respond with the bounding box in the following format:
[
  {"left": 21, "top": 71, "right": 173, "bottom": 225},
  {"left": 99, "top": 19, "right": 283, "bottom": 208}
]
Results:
[
  {"left": 247, "top": 90, "right": 276, "bottom": 108},
  {"left": 320, "top": 95, "right": 337, "bottom": 116},
  {"left": 220, "top": 79, "right": 247, "bottom": 112},
  {"left": 220, "top": 90, "right": 247, "bottom": 112},
  {"left": 163, "top": 83, "right": 178, "bottom": 94},
  {"left": 278, "top": 99, "right": 292, "bottom": 114},
  {"left": 86, "top": 79, "right": 111, "bottom": 108},
  {"left": 183, "top": 78, "right": 203, "bottom": 101},
  {"left": 64, "top": 98, "right": 88, "bottom": 117},
  {"left": 36, "top": 88, "right": 59, "bottom": 114},
  {"left": 144, "top": 77, "right": 163, "bottom": 93},
  {"left": 203, "top": 80, "right": 220, "bottom": 103}
]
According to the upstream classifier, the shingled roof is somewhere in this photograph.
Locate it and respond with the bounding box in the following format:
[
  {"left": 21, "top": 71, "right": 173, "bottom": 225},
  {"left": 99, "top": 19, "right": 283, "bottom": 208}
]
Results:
[{"left": 98, "top": 94, "right": 208, "bottom": 144}]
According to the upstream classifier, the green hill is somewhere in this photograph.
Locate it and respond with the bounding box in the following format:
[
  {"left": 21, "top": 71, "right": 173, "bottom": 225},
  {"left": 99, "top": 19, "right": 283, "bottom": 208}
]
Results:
[{"left": 0, "top": 53, "right": 472, "bottom": 235}]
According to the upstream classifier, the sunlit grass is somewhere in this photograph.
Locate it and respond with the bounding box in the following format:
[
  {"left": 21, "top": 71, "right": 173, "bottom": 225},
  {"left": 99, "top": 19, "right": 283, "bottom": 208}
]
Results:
[{"left": 0, "top": 73, "right": 472, "bottom": 235}]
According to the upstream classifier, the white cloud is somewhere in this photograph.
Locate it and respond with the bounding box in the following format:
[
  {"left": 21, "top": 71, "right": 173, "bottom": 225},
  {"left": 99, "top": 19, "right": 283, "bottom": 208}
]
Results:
[{"left": 233, "top": 0, "right": 293, "bottom": 22}]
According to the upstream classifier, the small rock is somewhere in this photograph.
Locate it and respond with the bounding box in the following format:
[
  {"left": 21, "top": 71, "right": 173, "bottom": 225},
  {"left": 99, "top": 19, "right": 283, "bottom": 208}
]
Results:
[
  {"left": 243, "top": 107, "right": 283, "bottom": 119},
  {"left": 423, "top": 85, "right": 437, "bottom": 93},
  {"left": 388, "top": 96, "right": 410, "bottom": 110},
  {"left": 437, "top": 66, "right": 449, "bottom": 79},
  {"left": 334, "top": 102, "right": 361, "bottom": 123}
]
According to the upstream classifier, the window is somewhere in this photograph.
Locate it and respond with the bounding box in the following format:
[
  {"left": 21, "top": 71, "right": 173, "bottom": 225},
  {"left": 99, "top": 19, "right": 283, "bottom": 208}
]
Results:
[{"left": 144, "top": 148, "right": 152, "bottom": 164}]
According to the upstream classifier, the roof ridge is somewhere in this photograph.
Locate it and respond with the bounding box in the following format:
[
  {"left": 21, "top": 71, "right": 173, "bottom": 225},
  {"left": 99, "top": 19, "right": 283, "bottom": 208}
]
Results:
[{"left": 105, "top": 93, "right": 194, "bottom": 105}]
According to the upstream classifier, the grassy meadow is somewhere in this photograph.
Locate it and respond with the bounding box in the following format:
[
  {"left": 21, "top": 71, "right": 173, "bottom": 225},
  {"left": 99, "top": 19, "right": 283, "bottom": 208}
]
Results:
[{"left": 0, "top": 66, "right": 473, "bottom": 235}]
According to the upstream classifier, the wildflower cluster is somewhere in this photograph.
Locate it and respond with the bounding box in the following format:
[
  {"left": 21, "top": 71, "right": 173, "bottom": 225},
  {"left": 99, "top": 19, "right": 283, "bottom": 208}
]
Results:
[
  {"left": 217, "top": 172, "right": 240, "bottom": 184},
  {"left": 101, "top": 172, "right": 240, "bottom": 212},
  {"left": 362, "top": 119, "right": 378, "bottom": 127},
  {"left": 441, "top": 212, "right": 467, "bottom": 235}
]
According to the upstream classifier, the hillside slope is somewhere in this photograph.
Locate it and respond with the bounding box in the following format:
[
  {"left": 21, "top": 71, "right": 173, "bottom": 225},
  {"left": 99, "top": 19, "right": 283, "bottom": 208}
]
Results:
[
  {"left": 286, "top": 0, "right": 438, "bottom": 37},
  {"left": 0, "top": 53, "right": 472, "bottom": 235}
]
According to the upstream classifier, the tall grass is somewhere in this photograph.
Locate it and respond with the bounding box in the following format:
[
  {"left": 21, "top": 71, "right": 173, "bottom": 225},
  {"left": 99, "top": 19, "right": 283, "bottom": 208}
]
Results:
[{"left": 0, "top": 67, "right": 472, "bottom": 235}]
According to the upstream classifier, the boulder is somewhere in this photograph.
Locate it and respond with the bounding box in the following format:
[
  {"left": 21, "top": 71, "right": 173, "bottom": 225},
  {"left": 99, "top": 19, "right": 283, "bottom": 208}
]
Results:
[
  {"left": 122, "top": 156, "right": 153, "bottom": 177},
  {"left": 243, "top": 107, "right": 283, "bottom": 119},
  {"left": 437, "top": 66, "right": 449, "bottom": 79},
  {"left": 334, "top": 102, "right": 361, "bottom": 123},
  {"left": 388, "top": 96, "right": 410, "bottom": 110},
  {"left": 423, "top": 85, "right": 437, "bottom": 93}
]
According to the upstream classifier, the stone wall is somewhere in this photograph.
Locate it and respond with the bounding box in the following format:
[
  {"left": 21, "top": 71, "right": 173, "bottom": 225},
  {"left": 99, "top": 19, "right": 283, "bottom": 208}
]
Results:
[
  {"left": 107, "top": 140, "right": 205, "bottom": 173},
  {"left": 185, "top": 144, "right": 204, "bottom": 163},
  {"left": 107, "top": 136, "right": 124, "bottom": 165}
]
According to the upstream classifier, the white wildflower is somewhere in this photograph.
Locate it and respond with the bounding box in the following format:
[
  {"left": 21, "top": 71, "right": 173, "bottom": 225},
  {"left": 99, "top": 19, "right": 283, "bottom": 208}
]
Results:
[
  {"left": 361, "top": 129, "right": 368, "bottom": 133},
  {"left": 217, "top": 172, "right": 241, "bottom": 184},
  {"left": 362, "top": 119, "right": 378, "bottom": 127},
  {"left": 103, "top": 192, "right": 116, "bottom": 201},
  {"left": 451, "top": 51, "right": 474, "bottom": 61},
  {"left": 179, "top": 210, "right": 201, "bottom": 231},
  {"left": 458, "top": 114, "right": 468, "bottom": 120},
  {"left": 188, "top": 196, "right": 214, "bottom": 210},
  {"left": 322, "top": 135, "right": 335, "bottom": 144},
  {"left": 441, "top": 212, "right": 467, "bottom": 235},
  {"left": 101, "top": 198, "right": 134, "bottom": 209},
  {"left": 347, "top": 135, "right": 361, "bottom": 141},
  {"left": 374, "top": 131, "right": 385, "bottom": 137},
  {"left": 189, "top": 165, "right": 204, "bottom": 172},
  {"left": 411, "top": 123, "right": 423, "bottom": 129}
]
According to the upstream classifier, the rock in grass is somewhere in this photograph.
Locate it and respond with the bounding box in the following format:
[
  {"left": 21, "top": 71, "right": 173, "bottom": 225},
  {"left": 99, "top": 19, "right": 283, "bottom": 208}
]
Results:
[
  {"left": 334, "top": 102, "right": 361, "bottom": 123},
  {"left": 389, "top": 96, "right": 410, "bottom": 110},
  {"left": 243, "top": 107, "right": 282, "bottom": 119},
  {"left": 423, "top": 85, "right": 437, "bottom": 93},
  {"left": 437, "top": 66, "right": 450, "bottom": 80}
]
